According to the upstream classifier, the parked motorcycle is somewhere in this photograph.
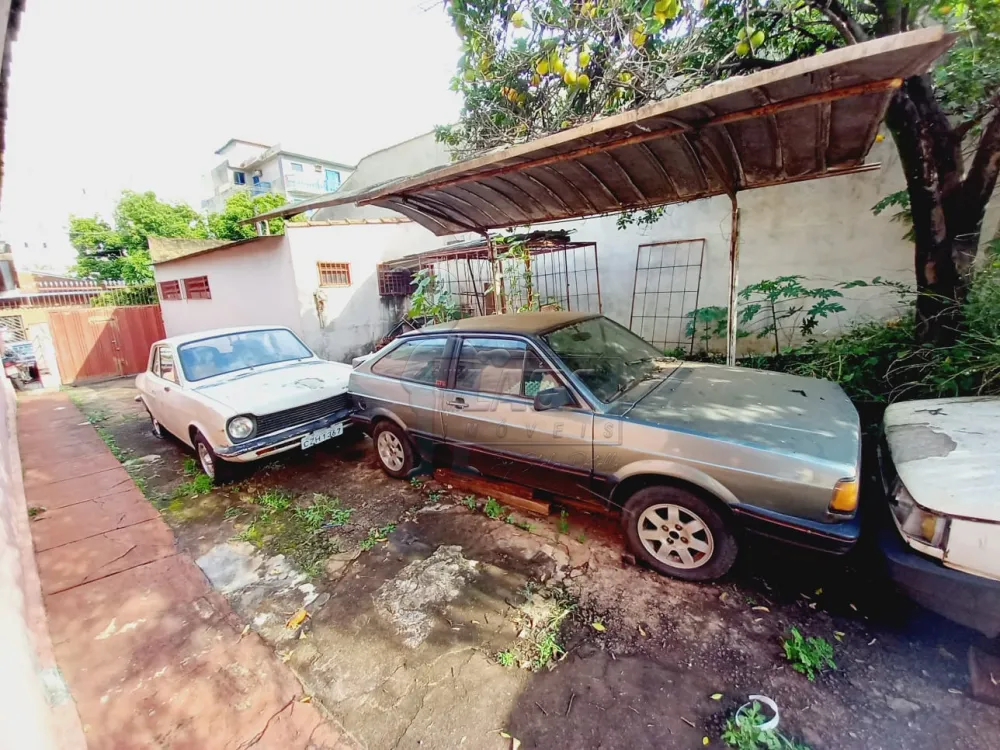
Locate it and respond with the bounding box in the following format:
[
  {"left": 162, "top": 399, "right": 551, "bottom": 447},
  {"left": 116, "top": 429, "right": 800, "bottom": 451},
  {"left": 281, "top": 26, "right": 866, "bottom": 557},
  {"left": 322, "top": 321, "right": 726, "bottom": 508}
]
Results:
[{"left": 3, "top": 341, "right": 36, "bottom": 389}]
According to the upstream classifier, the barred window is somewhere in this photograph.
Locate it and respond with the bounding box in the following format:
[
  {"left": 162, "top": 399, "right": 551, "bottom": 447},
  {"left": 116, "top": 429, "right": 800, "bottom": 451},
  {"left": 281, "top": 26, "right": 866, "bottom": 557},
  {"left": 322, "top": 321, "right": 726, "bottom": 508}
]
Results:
[
  {"left": 158, "top": 280, "right": 182, "bottom": 301},
  {"left": 183, "top": 276, "right": 211, "bottom": 300},
  {"left": 318, "top": 262, "right": 351, "bottom": 287}
]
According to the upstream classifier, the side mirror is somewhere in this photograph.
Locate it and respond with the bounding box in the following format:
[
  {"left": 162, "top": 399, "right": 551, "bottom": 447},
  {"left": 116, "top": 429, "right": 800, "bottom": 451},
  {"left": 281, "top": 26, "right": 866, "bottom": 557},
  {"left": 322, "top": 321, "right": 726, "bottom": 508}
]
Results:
[{"left": 533, "top": 386, "right": 573, "bottom": 412}]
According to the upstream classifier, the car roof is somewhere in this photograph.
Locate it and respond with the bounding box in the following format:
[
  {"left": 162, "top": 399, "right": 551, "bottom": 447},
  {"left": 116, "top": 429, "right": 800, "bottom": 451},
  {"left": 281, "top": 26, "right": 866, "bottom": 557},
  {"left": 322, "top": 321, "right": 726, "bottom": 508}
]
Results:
[
  {"left": 156, "top": 325, "right": 296, "bottom": 348},
  {"left": 405, "top": 311, "right": 598, "bottom": 337}
]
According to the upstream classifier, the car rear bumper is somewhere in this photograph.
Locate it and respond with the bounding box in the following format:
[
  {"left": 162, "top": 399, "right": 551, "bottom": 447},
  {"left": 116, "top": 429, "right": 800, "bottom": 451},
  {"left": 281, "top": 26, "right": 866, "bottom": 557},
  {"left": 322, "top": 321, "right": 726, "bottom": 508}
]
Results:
[
  {"left": 731, "top": 504, "right": 861, "bottom": 555},
  {"left": 877, "top": 503, "right": 1000, "bottom": 637},
  {"left": 217, "top": 408, "right": 354, "bottom": 461}
]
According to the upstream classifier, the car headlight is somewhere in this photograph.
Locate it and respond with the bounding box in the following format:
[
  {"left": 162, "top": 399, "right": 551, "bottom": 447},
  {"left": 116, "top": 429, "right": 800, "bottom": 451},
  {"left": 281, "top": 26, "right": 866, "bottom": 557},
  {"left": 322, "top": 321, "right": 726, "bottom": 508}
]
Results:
[
  {"left": 227, "top": 416, "right": 255, "bottom": 441},
  {"left": 890, "top": 479, "right": 949, "bottom": 550}
]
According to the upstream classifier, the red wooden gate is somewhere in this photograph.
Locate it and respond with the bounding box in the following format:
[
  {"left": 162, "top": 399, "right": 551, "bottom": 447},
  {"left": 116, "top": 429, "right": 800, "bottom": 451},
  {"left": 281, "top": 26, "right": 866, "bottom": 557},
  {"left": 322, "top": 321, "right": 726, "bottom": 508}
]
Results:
[{"left": 48, "top": 305, "right": 165, "bottom": 384}]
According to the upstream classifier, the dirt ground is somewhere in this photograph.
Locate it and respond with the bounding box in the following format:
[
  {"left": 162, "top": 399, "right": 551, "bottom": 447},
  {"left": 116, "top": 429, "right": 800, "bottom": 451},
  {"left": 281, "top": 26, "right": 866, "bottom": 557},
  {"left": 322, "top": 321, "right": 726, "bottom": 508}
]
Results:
[{"left": 60, "top": 378, "right": 1000, "bottom": 750}]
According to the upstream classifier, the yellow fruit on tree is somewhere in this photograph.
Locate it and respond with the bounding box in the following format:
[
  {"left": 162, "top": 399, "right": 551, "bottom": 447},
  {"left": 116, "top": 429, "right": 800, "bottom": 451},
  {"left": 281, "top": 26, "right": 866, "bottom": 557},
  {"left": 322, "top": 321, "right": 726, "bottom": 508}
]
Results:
[
  {"left": 531, "top": 74, "right": 541, "bottom": 86},
  {"left": 737, "top": 27, "right": 748, "bottom": 40},
  {"left": 579, "top": 50, "right": 591, "bottom": 68},
  {"left": 511, "top": 11, "right": 526, "bottom": 28},
  {"left": 750, "top": 30, "right": 765, "bottom": 49},
  {"left": 655, "top": 11, "right": 667, "bottom": 24},
  {"left": 940, "top": 4, "right": 952, "bottom": 12},
  {"left": 581, "top": 1, "right": 593, "bottom": 15},
  {"left": 631, "top": 30, "right": 647, "bottom": 47},
  {"left": 552, "top": 56, "right": 566, "bottom": 75},
  {"left": 536, "top": 59, "right": 549, "bottom": 76},
  {"left": 655, "top": 0, "right": 670, "bottom": 11},
  {"left": 561, "top": 120, "right": 571, "bottom": 128},
  {"left": 564, "top": 69, "right": 578, "bottom": 85},
  {"left": 735, "top": 41, "right": 750, "bottom": 57},
  {"left": 463, "top": 68, "right": 475, "bottom": 82},
  {"left": 577, "top": 73, "right": 591, "bottom": 89}
]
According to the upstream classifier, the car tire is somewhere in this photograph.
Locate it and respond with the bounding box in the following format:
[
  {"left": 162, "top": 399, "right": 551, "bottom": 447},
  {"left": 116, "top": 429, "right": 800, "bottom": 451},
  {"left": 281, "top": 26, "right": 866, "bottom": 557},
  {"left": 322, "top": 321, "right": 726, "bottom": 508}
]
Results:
[
  {"left": 621, "top": 484, "right": 738, "bottom": 582},
  {"left": 193, "top": 431, "right": 234, "bottom": 485},
  {"left": 372, "top": 420, "right": 415, "bottom": 479},
  {"left": 147, "top": 410, "right": 166, "bottom": 439}
]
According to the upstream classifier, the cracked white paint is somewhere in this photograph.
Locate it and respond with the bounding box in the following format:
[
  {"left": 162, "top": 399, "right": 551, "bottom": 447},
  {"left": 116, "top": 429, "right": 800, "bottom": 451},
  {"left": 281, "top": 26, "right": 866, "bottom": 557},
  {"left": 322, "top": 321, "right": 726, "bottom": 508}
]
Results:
[{"left": 373, "top": 546, "right": 479, "bottom": 648}]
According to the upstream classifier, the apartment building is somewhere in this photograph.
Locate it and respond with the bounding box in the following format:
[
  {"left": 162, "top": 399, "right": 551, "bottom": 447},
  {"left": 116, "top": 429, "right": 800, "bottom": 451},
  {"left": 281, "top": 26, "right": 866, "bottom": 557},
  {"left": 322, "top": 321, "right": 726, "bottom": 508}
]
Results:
[{"left": 201, "top": 138, "right": 354, "bottom": 214}]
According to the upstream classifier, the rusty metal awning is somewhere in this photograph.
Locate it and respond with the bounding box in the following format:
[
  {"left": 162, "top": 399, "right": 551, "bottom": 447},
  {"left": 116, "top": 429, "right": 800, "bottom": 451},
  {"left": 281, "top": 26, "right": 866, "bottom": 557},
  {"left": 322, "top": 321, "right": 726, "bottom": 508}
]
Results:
[{"left": 254, "top": 27, "right": 951, "bottom": 235}]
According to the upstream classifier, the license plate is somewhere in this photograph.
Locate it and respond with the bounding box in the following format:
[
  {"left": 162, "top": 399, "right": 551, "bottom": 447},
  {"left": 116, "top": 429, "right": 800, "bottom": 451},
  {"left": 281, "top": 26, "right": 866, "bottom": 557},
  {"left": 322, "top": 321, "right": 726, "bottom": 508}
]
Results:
[{"left": 301, "top": 423, "right": 344, "bottom": 449}]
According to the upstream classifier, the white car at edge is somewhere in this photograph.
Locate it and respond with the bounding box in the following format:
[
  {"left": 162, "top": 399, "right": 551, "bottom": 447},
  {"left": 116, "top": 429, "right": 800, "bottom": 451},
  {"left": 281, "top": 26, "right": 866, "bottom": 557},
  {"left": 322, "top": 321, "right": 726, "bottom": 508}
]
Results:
[{"left": 135, "top": 326, "right": 353, "bottom": 482}]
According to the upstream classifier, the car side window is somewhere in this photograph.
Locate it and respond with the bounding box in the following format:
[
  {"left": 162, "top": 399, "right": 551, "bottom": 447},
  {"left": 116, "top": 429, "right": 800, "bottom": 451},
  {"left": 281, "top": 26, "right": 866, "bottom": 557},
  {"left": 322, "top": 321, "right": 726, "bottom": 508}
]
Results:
[
  {"left": 455, "top": 338, "right": 526, "bottom": 396},
  {"left": 151, "top": 348, "right": 162, "bottom": 377},
  {"left": 159, "top": 348, "right": 178, "bottom": 384},
  {"left": 370, "top": 337, "right": 448, "bottom": 386},
  {"left": 523, "top": 348, "right": 564, "bottom": 398}
]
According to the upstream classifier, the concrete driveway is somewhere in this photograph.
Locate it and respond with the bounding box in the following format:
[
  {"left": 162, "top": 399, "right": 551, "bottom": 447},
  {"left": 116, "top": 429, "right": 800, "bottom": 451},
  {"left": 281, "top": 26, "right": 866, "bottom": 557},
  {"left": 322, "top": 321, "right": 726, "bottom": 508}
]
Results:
[{"left": 57, "top": 379, "right": 1000, "bottom": 750}]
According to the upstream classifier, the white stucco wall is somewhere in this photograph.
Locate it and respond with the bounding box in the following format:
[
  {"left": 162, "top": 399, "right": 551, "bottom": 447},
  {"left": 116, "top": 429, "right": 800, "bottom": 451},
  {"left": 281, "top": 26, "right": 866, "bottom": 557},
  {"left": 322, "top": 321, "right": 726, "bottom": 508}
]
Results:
[
  {"left": 285, "top": 223, "right": 459, "bottom": 362},
  {"left": 152, "top": 236, "right": 302, "bottom": 339},
  {"left": 0, "top": 375, "right": 61, "bottom": 749}
]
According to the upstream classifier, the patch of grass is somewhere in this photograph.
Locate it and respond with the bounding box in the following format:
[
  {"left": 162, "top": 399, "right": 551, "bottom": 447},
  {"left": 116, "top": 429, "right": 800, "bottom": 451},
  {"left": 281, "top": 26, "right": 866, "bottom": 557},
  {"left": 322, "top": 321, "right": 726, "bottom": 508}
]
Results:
[
  {"left": 782, "top": 627, "right": 836, "bottom": 681},
  {"left": 95, "top": 426, "right": 129, "bottom": 462},
  {"left": 223, "top": 506, "right": 242, "bottom": 520},
  {"left": 175, "top": 474, "right": 214, "bottom": 498},
  {"left": 504, "top": 512, "right": 515, "bottom": 524},
  {"left": 557, "top": 509, "right": 569, "bottom": 535},
  {"left": 483, "top": 497, "right": 504, "bottom": 519},
  {"left": 496, "top": 650, "right": 515, "bottom": 667},
  {"left": 576, "top": 531, "right": 587, "bottom": 543},
  {"left": 27, "top": 506, "right": 45, "bottom": 518},
  {"left": 359, "top": 523, "right": 397, "bottom": 551},
  {"left": 293, "top": 493, "right": 353, "bottom": 531},
  {"left": 234, "top": 522, "right": 264, "bottom": 546},
  {"left": 409, "top": 477, "right": 424, "bottom": 490},
  {"left": 503, "top": 586, "right": 575, "bottom": 672},
  {"left": 722, "top": 701, "right": 811, "bottom": 750},
  {"left": 167, "top": 498, "right": 186, "bottom": 514},
  {"left": 252, "top": 489, "right": 291, "bottom": 511},
  {"left": 182, "top": 457, "right": 199, "bottom": 476},
  {"left": 516, "top": 520, "right": 534, "bottom": 532},
  {"left": 427, "top": 489, "right": 443, "bottom": 502},
  {"left": 233, "top": 494, "right": 344, "bottom": 578},
  {"left": 461, "top": 495, "right": 478, "bottom": 510}
]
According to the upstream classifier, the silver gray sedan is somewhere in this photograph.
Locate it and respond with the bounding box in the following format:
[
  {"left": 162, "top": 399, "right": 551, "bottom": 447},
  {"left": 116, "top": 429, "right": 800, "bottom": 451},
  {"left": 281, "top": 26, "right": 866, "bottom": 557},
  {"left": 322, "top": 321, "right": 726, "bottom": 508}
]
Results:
[{"left": 349, "top": 312, "right": 861, "bottom": 581}]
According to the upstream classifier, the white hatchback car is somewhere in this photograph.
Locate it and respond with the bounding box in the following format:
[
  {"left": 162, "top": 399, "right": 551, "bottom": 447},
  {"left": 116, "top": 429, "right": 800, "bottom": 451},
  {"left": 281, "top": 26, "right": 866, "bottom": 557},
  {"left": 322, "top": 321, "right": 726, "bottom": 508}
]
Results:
[{"left": 135, "top": 326, "right": 353, "bottom": 482}]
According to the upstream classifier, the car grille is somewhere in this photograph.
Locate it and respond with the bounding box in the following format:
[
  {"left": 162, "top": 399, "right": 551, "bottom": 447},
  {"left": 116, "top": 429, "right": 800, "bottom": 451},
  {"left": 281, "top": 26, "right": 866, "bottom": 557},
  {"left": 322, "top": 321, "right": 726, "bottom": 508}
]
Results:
[{"left": 254, "top": 394, "right": 350, "bottom": 437}]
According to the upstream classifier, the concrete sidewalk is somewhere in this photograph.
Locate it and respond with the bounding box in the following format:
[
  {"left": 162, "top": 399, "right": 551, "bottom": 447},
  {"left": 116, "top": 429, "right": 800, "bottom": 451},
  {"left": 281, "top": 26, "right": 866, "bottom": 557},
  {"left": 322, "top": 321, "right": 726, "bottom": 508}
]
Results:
[{"left": 20, "top": 392, "right": 353, "bottom": 749}]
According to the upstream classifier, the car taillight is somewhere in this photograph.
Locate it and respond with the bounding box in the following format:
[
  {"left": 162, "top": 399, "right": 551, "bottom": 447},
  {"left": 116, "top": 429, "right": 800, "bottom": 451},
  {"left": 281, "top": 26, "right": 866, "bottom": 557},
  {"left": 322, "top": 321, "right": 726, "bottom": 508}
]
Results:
[{"left": 829, "top": 478, "right": 858, "bottom": 514}]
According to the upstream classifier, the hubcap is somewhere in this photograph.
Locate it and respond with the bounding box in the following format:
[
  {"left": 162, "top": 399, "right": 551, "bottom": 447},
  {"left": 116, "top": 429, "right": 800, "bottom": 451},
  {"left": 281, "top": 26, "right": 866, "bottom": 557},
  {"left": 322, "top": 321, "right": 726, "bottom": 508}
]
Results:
[
  {"left": 197, "top": 443, "right": 215, "bottom": 479},
  {"left": 637, "top": 503, "right": 714, "bottom": 569},
  {"left": 377, "top": 431, "right": 405, "bottom": 472}
]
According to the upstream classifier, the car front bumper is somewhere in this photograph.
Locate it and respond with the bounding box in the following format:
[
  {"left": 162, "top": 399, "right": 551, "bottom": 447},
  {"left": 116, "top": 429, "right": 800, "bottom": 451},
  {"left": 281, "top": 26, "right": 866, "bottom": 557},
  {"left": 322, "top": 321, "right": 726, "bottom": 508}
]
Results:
[
  {"left": 732, "top": 504, "right": 861, "bottom": 555},
  {"left": 216, "top": 407, "right": 355, "bottom": 462},
  {"left": 877, "top": 503, "right": 1000, "bottom": 638}
]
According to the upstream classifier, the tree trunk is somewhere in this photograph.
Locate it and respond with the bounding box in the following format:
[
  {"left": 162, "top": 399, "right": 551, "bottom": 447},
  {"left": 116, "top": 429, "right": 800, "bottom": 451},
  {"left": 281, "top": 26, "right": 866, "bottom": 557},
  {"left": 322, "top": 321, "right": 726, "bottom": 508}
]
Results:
[{"left": 886, "top": 77, "right": 977, "bottom": 344}]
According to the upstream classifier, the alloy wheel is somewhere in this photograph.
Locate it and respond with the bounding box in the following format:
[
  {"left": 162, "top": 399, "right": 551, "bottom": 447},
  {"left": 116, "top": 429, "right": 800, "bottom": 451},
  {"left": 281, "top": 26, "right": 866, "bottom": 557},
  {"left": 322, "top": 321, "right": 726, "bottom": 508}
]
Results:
[
  {"left": 636, "top": 503, "right": 714, "bottom": 569},
  {"left": 197, "top": 442, "right": 215, "bottom": 479},
  {"left": 377, "top": 430, "right": 405, "bottom": 472}
]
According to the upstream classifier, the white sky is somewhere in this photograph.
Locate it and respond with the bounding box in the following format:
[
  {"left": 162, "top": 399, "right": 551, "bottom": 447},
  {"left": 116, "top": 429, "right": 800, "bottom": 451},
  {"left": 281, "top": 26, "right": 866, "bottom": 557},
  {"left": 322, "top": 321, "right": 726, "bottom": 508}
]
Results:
[{"left": 0, "top": 0, "right": 462, "bottom": 271}]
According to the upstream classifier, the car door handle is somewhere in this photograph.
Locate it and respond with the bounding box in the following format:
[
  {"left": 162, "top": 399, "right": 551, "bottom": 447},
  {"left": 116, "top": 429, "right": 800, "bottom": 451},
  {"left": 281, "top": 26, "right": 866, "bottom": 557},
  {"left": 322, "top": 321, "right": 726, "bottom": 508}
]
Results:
[
  {"left": 163, "top": 386, "right": 171, "bottom": 393},
  {"left": 446, "top": 398, "right": 468, "bottom": 410}
]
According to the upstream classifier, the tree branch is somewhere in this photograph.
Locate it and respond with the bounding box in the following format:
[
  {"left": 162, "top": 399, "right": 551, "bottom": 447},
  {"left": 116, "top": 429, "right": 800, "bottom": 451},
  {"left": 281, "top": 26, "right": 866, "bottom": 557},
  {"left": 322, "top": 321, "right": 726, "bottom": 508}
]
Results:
[
  {"left": 953, "top": 95, "right": 1000, "bottom": 141},
  {"left": 807, "top": 0, "right": 868, "bottom": 44},
  {"left": 962, "top": 111, "right": 1000, "bottom": 218}
]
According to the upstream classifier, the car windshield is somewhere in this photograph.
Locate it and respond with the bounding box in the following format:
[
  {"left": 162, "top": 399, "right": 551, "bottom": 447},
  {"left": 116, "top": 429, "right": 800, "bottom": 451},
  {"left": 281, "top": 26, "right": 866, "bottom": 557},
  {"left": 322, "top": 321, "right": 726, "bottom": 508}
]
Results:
[
  {"left": 177, "top": 329, "right": 312, "bottom": 382},
  {"left": 542, "top": 317, "right": 675, "bottom": 403}
]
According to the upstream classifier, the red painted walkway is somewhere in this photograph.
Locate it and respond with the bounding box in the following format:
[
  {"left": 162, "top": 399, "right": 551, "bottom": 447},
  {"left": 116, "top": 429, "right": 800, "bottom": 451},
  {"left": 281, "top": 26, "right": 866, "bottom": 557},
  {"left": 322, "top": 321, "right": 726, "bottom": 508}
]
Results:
[{"left": 19, "top": 392, "right": 353, "bottom": 749}]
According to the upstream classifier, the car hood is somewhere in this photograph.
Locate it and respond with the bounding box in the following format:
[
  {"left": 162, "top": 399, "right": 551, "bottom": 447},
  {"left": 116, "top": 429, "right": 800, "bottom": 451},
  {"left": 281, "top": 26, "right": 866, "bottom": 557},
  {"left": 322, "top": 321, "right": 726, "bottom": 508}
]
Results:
[
  {"left": 194, "top": 360, "right": 352, "bottom": 415},
  {"left": 621, "top": 362, "right": 860, "bottom": 471},
  {"left": 884, "top": 397, "right": 1000, "bottom": 522}
]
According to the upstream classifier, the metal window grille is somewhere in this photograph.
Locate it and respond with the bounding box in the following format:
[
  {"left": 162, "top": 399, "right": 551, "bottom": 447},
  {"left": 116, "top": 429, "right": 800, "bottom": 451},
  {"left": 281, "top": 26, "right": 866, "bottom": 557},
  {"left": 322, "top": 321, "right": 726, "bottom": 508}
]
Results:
[
  {"left": 377, "top": 264, "right": 411, "bottom": 296},
  {"left": 183, "top": 276, "right": 212, "bottom": 300},
  {"left": 158, "top": 280, "right": 182, "bottom": 301},
  {"left": 318, "top": 262, "right": 351, "bottom": 287},
  {"left": 629, "top": 239, "right": 705, "bottom": 354},
  {"left": 0, "top": 314, "right": 26, "bottom": 341}
]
